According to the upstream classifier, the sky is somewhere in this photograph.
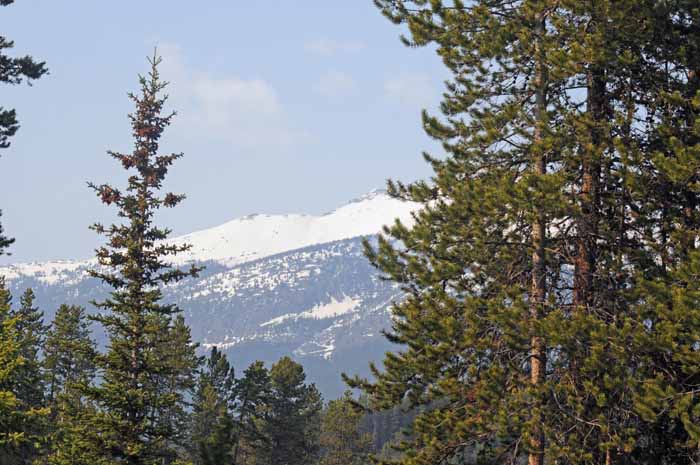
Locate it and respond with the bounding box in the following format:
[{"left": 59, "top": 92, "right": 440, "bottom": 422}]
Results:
[{"left": 1, "top": 1, "right": 447, "bottom": 263}]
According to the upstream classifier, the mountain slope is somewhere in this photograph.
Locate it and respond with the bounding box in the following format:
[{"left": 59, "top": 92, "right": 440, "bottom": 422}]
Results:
[{"left": 0, "top": 191, "right": 419, "bottom": 398}]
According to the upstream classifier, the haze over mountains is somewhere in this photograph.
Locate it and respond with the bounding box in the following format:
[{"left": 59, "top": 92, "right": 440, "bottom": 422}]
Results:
[{"left": 0, "top": 190, "right": 420, "bottom": 398}]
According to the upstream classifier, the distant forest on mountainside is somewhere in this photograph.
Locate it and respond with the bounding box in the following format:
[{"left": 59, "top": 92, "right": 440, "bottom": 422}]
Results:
[{"left": 4, "top": 1, "right": 700, "bottom": 465}]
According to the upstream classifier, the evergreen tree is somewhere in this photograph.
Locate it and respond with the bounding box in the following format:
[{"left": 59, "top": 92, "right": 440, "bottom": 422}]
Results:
[
  {"left": 0, "top": 280, "right": 47, "bottom": 465},
  {"left": 0, "top": 0, "right": 48, "bottom": 150},
  {"left": 82, "top": 52, "right": 202, "bottom": 465},
  {"left": 0, "top": 0, "right": 48, "bottom": 256},
  {"left": 258, "top": 357, "right": 322, "bottom": 465},
  {"left": 152, "top": 315, "right": 200, "bottom": 462},
  {"left": 0, "top": 213, "right": 13, "bottom": 258},
  {"left": 614, "top": 2, "right": 700, "bottom": 463},
  {"left": 43, "top": 305, "right": 96, "bottom": 407},
  {"left": 189, "top": 347, "right": 235, "bottom": 465},
  {"left": 0, "top": 278, "right": 24, "bottom": 458},
  {"left": 9, "top": 288, "right": 47, "bottom": 463},
  {"left": 231, "top": 361, "right": 271, "bottom": 465},
  {"left": 346, "top": 1, "right": 694, "bottom": 464},
  {"left": 318, "top": 391, "right": 372, "bottom": 465},
  {"left": 12, "top": 289, "right": 46, "bottom": 408},
  {"left": 41, "top": 304, "right": 100, "bottom": 465}
]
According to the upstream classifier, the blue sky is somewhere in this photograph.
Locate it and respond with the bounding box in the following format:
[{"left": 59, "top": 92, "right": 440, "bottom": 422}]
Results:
[{"left": 2, "top": 1, "right": 446, "bottom": 263}]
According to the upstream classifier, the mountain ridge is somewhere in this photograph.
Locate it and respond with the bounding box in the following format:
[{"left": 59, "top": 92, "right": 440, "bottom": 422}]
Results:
[{"left": 0, "top": 191, "right": 419, "bottom": 398}]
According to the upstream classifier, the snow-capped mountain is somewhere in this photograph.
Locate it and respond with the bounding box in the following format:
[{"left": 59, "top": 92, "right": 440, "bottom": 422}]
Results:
[{"left": 0, "top": 190, "right": 420, "bottom": 398}]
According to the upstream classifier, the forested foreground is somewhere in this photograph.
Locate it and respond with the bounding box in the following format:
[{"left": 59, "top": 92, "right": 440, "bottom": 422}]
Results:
[{"left": 4, "top": 0, "right": 700, "bottom": 464}]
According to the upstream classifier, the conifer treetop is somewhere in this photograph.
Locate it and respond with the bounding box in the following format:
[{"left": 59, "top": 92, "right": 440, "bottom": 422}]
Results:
[{"left": 88, "top": 51, "right": 201, "bottom": 298}]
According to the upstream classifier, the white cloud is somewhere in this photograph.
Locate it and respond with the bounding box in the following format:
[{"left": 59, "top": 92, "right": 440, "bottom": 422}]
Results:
[
  {"left": 157, "top": 43, "right": 304, "bottom": 151},
  {"left": 304, "top": 38, "right": 365, "bottom": 57},
  {"left": 313, "top": 70, "right": 357, "bottom": 100},
  {"left": 384, "top": 74, "right": 435, "bottom": 108}
]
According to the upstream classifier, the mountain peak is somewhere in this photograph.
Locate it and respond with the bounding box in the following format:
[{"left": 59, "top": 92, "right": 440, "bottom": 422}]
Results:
[
  {"left": 346, "top": 188, "right": 389, "bottom": 205},
  {"left": 170, "top": 190, "right": 419, "bottom": 267}
]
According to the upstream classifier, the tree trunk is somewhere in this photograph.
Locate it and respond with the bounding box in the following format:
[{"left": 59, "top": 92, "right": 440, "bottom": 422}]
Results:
[
  {"left": 529, "top": 12, "right": 548, "bottom": 465},
  {"left": 573, "top": 66, "right": 604, "bottom": 310}
]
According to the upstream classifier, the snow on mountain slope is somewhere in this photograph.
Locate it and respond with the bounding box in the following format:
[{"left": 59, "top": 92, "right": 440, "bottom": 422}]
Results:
[
  {"left": 169, "top": 189, "right": 418, "bottom": 266},
  {"left": 1, "top": 190, "right": 418, "bottom": 280},
  {"left": 0, "top": 190, "right": 420, "bottom": 398}
]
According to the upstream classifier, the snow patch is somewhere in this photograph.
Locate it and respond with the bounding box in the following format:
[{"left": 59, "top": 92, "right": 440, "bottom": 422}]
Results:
[
  {"left": 260, "top": 295, "right": 361, "bottom": 327},
  {"left": 167, "top": 190, "right": 419, "bottom": 267}
]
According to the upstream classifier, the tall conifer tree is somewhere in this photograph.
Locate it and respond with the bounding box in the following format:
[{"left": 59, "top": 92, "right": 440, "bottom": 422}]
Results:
[
  {"left": 319, "top": 391, "right": 372, "bottom": 465},
  {"left": 189, "top": 347, "right": 235, "bottom": 465},
  {"left": 0, "top": 278, "right": 25, "bottom": 461},
  {"left": 83, "top": 52, "right": 201, "bottom": 465},
  {"left": 9, "top": 288, "right": 47, "bottom": 464},
  {"left": 347, "top": 1, "right": 696, "bottom": 464},
  {"left": 230, "top": 361, "right": 271, "bottom": 465},
  {"left": 258, "top": 357, "right": 322, "bottom": 465},
  {"left": 0, "top": 280, "right": 48, "bottom": 465},
  {"left": 43, "top": 304, "right": 100, "bottom": 465}
]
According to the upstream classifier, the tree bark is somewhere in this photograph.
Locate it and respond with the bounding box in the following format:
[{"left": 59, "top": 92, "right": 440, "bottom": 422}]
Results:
[
  {"left": 573, "top": 66, "right": 604, "bottom": 310},
  {"left": 529, "top": 12, "right": 548, "bottom": 465}
]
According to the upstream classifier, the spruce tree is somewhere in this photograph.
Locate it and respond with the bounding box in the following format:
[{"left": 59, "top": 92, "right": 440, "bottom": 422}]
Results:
[
  {"left": 151, "top": 315, "right": 200, "bottom": 462},
  {"left": 9, "top": 288, "right": 47, "bottom": 464},
  {"left": 83, "top": 52, "right": 202, "bottom": 465},
  {"left": 0, "top": 280, "right": 48, "bottom": 465},
  {"left": 43, "top": 304, "right": 96, "bottom": 407},
  {"left": 12, "top": 289, "right": 47, "bottom": 408},
  {"left": 43, "top": 304, "right": 100, "bottom": 465},
  {"left": 0, "top": 278, "right": 24, "bottom": 457},
  {"left": 189, "top": 347, "right": 235, "bottom": 465}
]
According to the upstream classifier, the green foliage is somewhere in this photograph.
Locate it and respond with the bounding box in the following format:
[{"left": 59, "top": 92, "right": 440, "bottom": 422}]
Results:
[
  {"left": 9, "top": 288, "right": 48, "bottom": 464},
  {"left": 0, "top": 281, "right": 48, "bottom": 465},
  {"left": 231, "top": 360, "right": 271, "bottom": 465},
  {"left": 349, "top": 1, "right": 700, "bottom": 464},
  {"left": 258, "top": 356, "right": 322, "bottom": 465},
  {"left": 43, "top": 305, "right": 96, "bottom": 406},
  {"left": 189, "top": 347, "right": 235, "bottom": 465},
  {"left": 0, "top": 278, "right": 25, "bottom": 455},
  {"left": 188, "top": 353, "right": 323, "bottom": 465},
  {"left": 0, "top": 211, "right": 14, "bottom": 258},
  {"left": 81, "top": 52, "right": 202, "bottom": 465},
  {"left": 319, "top": 391, "right": 372, "bottom": 465},
  {"left": 42, "top": 304, "right": 100, "bottom": 465},
  {"left": 0, "top": 0, "right": 47, "bottom": 150}
]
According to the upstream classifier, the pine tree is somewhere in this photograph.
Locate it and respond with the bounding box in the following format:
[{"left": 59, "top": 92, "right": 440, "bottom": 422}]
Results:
[
  {"left": 318, "top": 391, "right": 372, "bottom": 465},
  {"left": 346, "top": 1, "right": 690, "bottom": 464},
  {"left": 189, "top": 347, "right": 235, "bottom": 465},
  {"left": 231, "top": 361, "right": 271, "bottom": 465},
  {"left": 43, "top": 304, "right": 101, "bottom": 465},
  {"left": 83, "top": 52, "right": 202, "bottom": 465},
  {"left": 258, "top": 357, "right": 322, "bottom": 465},
  {"left": 612, "top": 2, "right": 700, "bottom": 463}
]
